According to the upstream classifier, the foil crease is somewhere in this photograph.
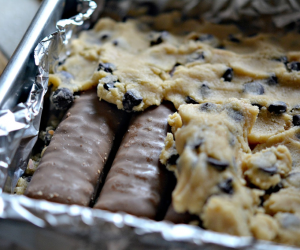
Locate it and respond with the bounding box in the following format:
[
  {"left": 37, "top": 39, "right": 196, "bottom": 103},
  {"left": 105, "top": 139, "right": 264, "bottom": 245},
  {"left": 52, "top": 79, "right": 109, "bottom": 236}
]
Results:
[
  {"left": 2, "top": 193, "right": 298, "bottom": 250},
  {"left": 0, "top": 0, "right": 97, "bottom": 193},
  {"left": 1, "top": 0, "right": 300, "bottom": 249},
  {"left": 102, "top": 0, "right": 300, "bottom": 31}
]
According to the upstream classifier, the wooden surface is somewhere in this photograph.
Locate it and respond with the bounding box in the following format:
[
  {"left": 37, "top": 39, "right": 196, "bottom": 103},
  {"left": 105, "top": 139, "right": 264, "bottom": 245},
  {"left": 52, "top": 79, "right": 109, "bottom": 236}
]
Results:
[{"left": 0, "top": 50, "right": 7, "bottom": 75}]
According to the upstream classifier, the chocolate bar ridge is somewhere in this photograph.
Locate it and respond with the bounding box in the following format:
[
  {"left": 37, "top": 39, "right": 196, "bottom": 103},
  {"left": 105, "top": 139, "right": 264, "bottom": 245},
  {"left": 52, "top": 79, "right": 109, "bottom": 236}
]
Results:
[
  {"left": 25, "top": 90, "right": 125, "bottom": 206},
  {"left": 94, "top": 103, "right": 175, "bottom": 219}
]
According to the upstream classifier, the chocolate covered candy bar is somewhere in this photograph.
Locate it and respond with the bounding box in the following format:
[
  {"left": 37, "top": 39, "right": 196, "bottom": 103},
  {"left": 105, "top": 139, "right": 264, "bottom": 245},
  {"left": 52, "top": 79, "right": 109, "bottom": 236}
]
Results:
[
  {"left": 94, "top": 103, "right": 174, "bottom": 219},
  {"left": 25, "top": 90, "right": 125, "bottom": 206}
]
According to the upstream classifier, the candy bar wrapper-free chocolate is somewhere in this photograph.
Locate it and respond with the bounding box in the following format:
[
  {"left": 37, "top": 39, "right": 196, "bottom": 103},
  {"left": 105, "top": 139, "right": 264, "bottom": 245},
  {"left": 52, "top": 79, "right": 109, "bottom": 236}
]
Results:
[{"left": 1, "top": 0, "right": 300, "bottom": 249}]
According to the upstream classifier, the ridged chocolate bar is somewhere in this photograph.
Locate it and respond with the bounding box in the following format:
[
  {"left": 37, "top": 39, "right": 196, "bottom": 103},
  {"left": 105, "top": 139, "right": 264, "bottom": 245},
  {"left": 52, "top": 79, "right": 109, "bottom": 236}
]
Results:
[
  {"left": 25, "top": 90, "right": 125, "bottom": 206},
  {"left": 94, "top": 103, "right": 174, "bottom": 219}
]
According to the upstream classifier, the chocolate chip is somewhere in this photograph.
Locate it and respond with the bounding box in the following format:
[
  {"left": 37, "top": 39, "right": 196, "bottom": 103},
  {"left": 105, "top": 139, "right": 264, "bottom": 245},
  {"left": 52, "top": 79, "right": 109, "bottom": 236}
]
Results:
[
  {"left": 193, "top": 138, "right": 204, "bottom": 149},
  {"left": 197, "top": 34, "right": 214, "bottom": 41},
  {"left": 200, "top": 84, "right": 210, "bottom": 97},
  {"left": 97, "top": 63, "right": 116, "bottom": 73},
  {"left": 247, "top": 33, "right": 257, "bottom": 37},
  {"left": 267, "top": 74, "right": 278, "bottom": 85},
  {"left": 228, "top": 109, "right": 244, "bottom": 122},
  {"left": 185, "top": 96, "right": 198, "bottom": 104},
  {"left": 101, "top": 75, "right": 118, "bottom": 91},
  {"left": 268, "top": 101, "right": 287, "bottom": 114},
  {"left": 244, "top": 81, "right": 265, "bottom": 95},
  {"left": 100, "top": 34, "right": 109, "bottom": 40},
  {"left": 169, "top": 63, "right": 181, "bottom": 76},
  {"left": 207, "top": 157, "right": 229, "bottom": 171},
  {"left": 167, "top": 154, "right": 179, "bottom": 165},
  {"left": 274, "top": 56, "right": 288, "bottom": 64},
  {"left": 58, "top": 59, "right": 66, "bottom": 66},
  {"left": 44, "top": 132, "right": 52, "bottom": 146},
  {"left": 228, "top": 34, "right": 240, "bottom": 43},
  {"left": 151, "top": 36, "right": 163, "bottom": 46},
  {"left": 222, "top": 68, "right": 233, "bottom": 82},
  {"left": 251, "top": 103, "right": 262, "bottom": 110},
  {"left": 104, "top": 82, "right": 116, "bottom": 91},
  {"left": 52, "top": 88, "right": 74, "bottom": 110},
  {"left": 265, "top": 183, "right": 283, "bottom": 195},
  {"left": 259, "top": 165, "right": 278, "bottom": 175},
  {"left": 122, "top": 91, "right": 143, "bottom": 111},
  {"left": 200, "top": 102, "right": 216, "bottom": 112},
  {"left": 287, "top": 61, "right": 300, "bottom": 71},
  {"left": 216, "top": 45, "right": 225, "bottom": 49},
  {"left": 187, "top": 51, "right": 205, "bottom": 62},
  {"left": 218, "top": 178, "right": 234, "bottom": 194},
  {"left": 25, "top": 176, "right": 32, "bottom": 182},
  {"left": 150, "top": 31, "right": 168, "bottom": 46},
  {"left": 293, "top": 115, "right": 300, "bottom": 126}
]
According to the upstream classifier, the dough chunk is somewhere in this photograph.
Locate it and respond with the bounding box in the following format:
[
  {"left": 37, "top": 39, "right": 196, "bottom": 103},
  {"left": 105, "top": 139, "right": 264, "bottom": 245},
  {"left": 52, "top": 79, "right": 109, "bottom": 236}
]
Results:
[
  {"left": 265, "top": 187, "right": 300, "bottom": 215},
  {"left": 163, "top": 99, "right": 258, "bottom": 215},
  {"left": 274, "top": 213, "right": 300, "bottom": 246},
  {"left": 201, "top": 184, "right": 262, "bottom": 236},
  {"left": 253, "top": 127, "right": 300, "bottom": 170},
  {"left": 248, "top": 107, "right": 292, "bottom": 144},
  {"left": 250, "top": 213, "right": 279, "bottom": 241},
  {"left": 241, "top": 146, "right": 292, "bottom": 190}
]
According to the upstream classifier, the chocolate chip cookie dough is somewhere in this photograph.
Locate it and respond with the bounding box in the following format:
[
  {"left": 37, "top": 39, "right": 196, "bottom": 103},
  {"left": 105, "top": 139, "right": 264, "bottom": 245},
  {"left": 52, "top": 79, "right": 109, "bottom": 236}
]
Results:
[
  {"left": 36, "top": 12, "right": 300, "bottom": 246},
  {"left": 160, "top": 99, "right": 296, "bottom": 241}
]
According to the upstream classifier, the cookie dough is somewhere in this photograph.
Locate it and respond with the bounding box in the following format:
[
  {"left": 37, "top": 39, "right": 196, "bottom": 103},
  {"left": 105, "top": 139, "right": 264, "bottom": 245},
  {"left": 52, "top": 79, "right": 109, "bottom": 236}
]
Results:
[
  {"left": 265, "top": 187, "right": 300, "bottom": 215},
  {"left": 250, "top": 213, "right": 279, "bottom": 241},
  {"left": 160, "top": 98, "right": 299, "bottom": 243},
  {"left": 274, "top": 213, "right": 300, "bottom": 246},
  {"left": 39, "top": 12, "right": 300, "bottom": 246},
  {"left": 241, "top": 146, "right": 292, "bottom": 190},
  {"left": 253, "top": 127, "right": 300, "bottom": 171},
  {"left": 50, "top": 14, "right": 300, "bottom": 115},
  {"left": 162, "top": 99, "right": 259, "bottom": 214}
]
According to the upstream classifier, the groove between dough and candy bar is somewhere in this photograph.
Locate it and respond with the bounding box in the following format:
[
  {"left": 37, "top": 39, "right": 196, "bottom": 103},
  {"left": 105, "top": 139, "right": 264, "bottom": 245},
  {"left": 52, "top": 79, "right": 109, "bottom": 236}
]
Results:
[{"left": 25, "top": 90, "right": 126, "bottom": 206}]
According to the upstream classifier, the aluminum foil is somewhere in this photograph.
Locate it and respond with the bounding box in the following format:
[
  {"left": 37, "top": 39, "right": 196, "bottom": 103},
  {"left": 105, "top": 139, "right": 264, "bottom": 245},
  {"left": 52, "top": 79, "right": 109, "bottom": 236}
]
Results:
[
  {"left": 1, "top": 0, "right": 300, "bottom": 249},
  {"left": 103, "top": 0, "right": 300, "bottom": 29}
]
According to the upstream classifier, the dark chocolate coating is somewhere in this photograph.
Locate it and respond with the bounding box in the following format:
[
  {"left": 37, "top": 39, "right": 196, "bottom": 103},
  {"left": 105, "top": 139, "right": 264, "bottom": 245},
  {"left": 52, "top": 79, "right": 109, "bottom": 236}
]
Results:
[
  {"left": 25, "top": 90, "right": 124, "bottom": 206},
  {"left": 94, "top": 103, "right": 174, "bottom": 219}
]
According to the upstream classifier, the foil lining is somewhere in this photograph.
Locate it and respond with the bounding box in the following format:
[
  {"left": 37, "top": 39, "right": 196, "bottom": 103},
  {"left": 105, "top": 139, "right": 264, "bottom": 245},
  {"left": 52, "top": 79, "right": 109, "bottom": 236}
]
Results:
[
  {"left": 103, "top": 0, "right": 300, "bottom": 29},
  {"left": 1, "top": 0, "right": 300, "bottom": 249},
  {"left": 2, "top": 193, "right": 298, "bottom": 250},
  {"left": 0, "top": 0, "right": 97, "bottom": 193}
]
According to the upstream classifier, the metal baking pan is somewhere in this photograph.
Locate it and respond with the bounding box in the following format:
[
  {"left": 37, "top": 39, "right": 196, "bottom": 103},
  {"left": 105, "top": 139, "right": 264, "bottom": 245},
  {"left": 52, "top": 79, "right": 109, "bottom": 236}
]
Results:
[{"left": 1, "top": 0, "right": 300, "bottom": 249}]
